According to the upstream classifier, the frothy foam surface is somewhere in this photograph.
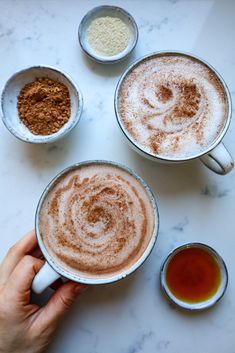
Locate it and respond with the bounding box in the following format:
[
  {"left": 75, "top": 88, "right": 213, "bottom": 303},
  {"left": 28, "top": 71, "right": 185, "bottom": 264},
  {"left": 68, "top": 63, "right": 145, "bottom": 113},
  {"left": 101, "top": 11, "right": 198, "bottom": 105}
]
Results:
[
  {"left": 118, "top": 54, "right": 228, "bottom": 158},
  {"left": 39, "top": 164, "right": 155, "bottom": 278}
]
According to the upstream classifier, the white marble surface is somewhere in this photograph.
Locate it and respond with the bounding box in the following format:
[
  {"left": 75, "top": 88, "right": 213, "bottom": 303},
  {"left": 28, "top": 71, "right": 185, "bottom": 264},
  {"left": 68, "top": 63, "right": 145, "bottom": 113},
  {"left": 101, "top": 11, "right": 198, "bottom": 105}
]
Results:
[{"left": 1, "top": 0, "right": 235, "bottom": 352}]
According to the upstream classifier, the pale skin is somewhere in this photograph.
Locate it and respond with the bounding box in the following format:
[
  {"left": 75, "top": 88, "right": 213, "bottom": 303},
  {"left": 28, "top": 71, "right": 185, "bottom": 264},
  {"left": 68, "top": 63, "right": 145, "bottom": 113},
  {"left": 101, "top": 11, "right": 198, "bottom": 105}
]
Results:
[{"left": 0, "top": 231, "right": 87, "bottom": 353}]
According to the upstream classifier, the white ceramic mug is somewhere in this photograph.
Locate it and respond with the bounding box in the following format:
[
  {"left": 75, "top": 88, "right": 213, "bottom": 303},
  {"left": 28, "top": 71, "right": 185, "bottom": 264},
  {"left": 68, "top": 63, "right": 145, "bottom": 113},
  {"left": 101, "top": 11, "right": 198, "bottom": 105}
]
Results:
[
  {"left": 32, "top": 160, "right": 159, "bottom": 294},
  {"left": 114, "top": 51, "right": 234, "bottom": 175}
]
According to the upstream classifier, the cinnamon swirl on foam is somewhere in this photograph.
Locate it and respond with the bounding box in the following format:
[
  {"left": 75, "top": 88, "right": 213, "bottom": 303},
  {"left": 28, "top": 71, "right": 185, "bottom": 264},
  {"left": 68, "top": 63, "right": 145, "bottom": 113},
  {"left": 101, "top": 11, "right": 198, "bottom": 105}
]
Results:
[
  {"left": 39, "top": 163, "right": 155, "bottom": 278},
  {"left": 118, "top": 54, "right": 228, "bottom": 158}
]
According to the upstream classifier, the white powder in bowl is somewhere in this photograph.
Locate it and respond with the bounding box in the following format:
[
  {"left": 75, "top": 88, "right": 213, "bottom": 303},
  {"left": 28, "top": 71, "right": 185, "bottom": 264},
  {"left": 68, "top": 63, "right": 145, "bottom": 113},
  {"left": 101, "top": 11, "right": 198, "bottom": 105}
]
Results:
[{"left": 86, "top": 16, "right": 130, "bottom": 56}]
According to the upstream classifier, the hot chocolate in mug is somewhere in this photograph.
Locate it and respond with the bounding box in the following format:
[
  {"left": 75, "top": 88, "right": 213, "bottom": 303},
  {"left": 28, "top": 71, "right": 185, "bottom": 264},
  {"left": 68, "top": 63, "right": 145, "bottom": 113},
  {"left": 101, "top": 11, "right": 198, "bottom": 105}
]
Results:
[
  {"left": 32, "top": 160, "right": 159, "bottom": 294},
  {"left": 115, "top": 51, "right": 234, "bottom": 175}
]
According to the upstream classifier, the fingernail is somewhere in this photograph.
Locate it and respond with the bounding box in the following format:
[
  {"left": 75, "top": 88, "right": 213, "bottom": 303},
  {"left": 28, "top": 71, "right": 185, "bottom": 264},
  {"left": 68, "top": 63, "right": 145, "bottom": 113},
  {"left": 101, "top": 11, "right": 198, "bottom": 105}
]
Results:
[{"left": 73, "top": 283, "right": 87, "bottom": 295}]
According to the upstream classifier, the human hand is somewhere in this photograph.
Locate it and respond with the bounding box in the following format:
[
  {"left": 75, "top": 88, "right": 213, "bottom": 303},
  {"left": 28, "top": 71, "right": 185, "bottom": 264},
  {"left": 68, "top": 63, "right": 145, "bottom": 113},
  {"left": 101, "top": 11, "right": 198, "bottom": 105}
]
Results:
[{"left": 0, "top": 231, "right": 86, "bottom": 353}]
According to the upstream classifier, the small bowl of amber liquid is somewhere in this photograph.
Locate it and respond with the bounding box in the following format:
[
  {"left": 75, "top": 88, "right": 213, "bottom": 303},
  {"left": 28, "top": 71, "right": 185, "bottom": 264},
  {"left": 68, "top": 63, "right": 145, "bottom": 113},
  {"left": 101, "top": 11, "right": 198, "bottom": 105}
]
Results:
[{"left": 160, "top": 243, "right": 228, "bottom": 310}]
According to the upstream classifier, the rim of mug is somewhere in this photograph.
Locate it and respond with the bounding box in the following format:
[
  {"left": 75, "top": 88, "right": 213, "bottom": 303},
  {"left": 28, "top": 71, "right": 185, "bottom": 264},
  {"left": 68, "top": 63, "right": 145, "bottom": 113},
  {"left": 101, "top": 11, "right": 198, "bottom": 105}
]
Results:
[
  {"left": 114, "top": 50, "right": 232, "bottom": 163},
  {"left": 160, "top": 242, "right": 229, "bottom": 311},
  {"left": 1, "top": 65, "right": 83, "bottom": 144},
  {"left": 35, "top": 160, "right": 160, "bottom": 285}
]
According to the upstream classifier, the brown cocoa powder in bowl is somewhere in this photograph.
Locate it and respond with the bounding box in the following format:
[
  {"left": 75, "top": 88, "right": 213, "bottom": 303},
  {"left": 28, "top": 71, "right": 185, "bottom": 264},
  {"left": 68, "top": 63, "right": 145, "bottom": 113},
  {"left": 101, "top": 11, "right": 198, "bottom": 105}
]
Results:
[{"left": 17, "top": 77, "right": 71, "bottom": 135}]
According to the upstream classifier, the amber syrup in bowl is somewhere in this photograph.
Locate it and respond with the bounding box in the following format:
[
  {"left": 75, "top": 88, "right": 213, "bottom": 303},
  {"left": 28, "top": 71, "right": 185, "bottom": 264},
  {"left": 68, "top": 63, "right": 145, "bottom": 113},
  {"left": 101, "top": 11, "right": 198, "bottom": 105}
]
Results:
[{"left": 160, "top": 243, "right": 228, "bottom": 310}]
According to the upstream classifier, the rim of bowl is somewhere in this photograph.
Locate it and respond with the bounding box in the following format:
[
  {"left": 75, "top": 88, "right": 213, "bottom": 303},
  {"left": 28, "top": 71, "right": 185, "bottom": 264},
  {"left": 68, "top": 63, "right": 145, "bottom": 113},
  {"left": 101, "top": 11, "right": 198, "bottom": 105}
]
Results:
[
  {"left": 114, "top": 50, "right": 232, "bottom": 162},
  {"left": 78, "top": 5, "right": 139, "bottom": 64},
  {"left": 160, "top": 242, "right": 229, "bottom": 311},
  {"left": 35, "top": 159, "right": 160, "bottom": 285},
  {"left": 1, "top": 65, "right": 83, "bottom": 144}
]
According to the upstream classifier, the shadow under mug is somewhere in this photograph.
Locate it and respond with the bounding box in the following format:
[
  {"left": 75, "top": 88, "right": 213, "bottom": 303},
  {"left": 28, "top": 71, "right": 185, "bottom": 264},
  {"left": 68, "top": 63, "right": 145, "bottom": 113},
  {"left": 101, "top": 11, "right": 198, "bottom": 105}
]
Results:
[
  {"left": 32, "top": 160, "right": 159, "bottom": 294},
  {"left": 114, "top": 51, "right": 234, "bottom": 175}
]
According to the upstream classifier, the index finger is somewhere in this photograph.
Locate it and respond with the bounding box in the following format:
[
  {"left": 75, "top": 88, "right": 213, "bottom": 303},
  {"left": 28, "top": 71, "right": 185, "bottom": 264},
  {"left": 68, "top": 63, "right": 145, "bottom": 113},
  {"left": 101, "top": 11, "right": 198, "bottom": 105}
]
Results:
[
  {"left": 8, "top": 255, "right": 44, "bottom": 304},
  {"left": 0, "top": 230, "right": 38, "bottom": 284}
]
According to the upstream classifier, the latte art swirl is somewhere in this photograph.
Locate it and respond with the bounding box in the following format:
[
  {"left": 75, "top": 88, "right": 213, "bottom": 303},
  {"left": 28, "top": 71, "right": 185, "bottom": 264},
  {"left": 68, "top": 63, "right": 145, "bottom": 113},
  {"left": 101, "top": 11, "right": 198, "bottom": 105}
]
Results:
[
  {"left": 118, "top": 54, "right": 227, "bottom": 158},
  {"left": 39, "top": 164, "right": 155, "bottom": 278},
  {"left": 139, "top": 77, "right": 204, "bottom": 133}
]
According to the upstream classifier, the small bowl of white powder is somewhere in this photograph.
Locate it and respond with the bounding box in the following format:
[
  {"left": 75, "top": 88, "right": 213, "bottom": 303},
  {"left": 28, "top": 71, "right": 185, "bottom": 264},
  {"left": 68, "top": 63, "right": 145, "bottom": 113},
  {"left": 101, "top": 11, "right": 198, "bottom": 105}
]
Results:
[{"left": 78, "top": 5, "right": 138, "bottom": 64}]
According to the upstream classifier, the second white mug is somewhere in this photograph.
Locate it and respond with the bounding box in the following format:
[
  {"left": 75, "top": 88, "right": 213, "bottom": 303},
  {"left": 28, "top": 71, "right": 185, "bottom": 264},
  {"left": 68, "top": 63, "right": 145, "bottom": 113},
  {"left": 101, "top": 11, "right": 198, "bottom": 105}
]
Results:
[{"left": 114, "top": 51, "right": 234, "bottom": 175}]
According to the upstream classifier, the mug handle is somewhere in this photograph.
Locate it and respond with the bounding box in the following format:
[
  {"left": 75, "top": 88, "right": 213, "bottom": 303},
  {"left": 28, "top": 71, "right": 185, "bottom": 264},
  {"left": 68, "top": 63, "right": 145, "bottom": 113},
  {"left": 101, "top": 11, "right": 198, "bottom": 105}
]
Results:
[
  {"left": 32, "top": 262, "right": 61, "bottom": 294},
  {"left": 200, "top": 142, "right": 234, "bottom": 175}
]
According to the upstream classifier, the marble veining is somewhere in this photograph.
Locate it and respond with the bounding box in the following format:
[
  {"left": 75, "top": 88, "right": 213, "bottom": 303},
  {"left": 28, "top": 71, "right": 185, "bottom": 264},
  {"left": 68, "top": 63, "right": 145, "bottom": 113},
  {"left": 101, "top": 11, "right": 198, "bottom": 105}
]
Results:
[
  {"left": 201, "top": 185, "right": 230, "bottom": 198},
  {"left": 1, "top": 1, "right": 235, "bottom": 353},
  {"left": 172, "top": 217, "right": 189, "bottom": 232},
  {"left": 125, "top": 331, "right": 155, "bottom": 353}
]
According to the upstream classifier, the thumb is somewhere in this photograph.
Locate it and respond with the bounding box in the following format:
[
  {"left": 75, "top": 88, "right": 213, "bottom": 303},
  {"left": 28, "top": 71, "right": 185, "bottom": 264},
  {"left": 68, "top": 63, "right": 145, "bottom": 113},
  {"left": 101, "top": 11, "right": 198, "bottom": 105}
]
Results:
[{"left": 36, "top": 281, "right": 87, "bottom": 330}]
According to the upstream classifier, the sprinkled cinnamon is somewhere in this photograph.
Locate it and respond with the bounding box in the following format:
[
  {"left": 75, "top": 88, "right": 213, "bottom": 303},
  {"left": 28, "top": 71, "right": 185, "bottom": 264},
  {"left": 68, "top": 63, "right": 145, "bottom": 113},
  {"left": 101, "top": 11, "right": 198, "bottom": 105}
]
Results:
[
  {"left": 118, "top": 54, "right": 227, "bottom": 158},
  {"left": 156, "top": 84, "right": 173, "bottom": 103},
  {"left": 40, "top": 164, "right": 155, "bottom": 276}
]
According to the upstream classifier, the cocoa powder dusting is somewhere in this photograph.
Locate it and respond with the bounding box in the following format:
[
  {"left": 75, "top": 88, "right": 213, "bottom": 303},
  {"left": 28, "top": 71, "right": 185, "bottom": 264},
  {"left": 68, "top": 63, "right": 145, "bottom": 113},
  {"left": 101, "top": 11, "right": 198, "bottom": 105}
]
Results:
[
  {"left": 156, "top": 84, "right": 173, "bottom": 103},
  {"left": 149, "top": 131, "right": 166, "bottom": 154},
  {"left": 171, "top": 82, "right": 201, "bottom": 121},
  {"left": 17, "top": 77, "right": 71, "bottom": 135}
]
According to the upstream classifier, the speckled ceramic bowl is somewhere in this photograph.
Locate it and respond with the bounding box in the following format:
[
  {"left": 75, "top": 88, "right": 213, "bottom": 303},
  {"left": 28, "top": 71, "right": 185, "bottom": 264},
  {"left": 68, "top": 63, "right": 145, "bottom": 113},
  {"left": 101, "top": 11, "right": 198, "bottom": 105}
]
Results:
[
  {"left": 1, "top": 66, "right": 83, "bottom": 143},
  {"left": 78, "top": 5, "right": 138, "bottom": 64},
  {"left": 160, "top": 242, "right": 228, "bottom": 311}
]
